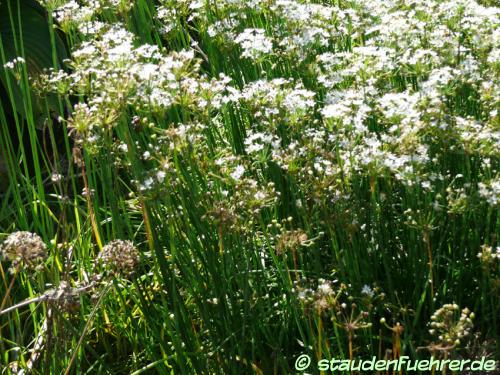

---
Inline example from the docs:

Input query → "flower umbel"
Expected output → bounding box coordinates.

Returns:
[429,304,474,349]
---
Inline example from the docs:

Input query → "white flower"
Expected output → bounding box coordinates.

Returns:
[230,165,245,181]
[156,170,166,183]
[318,281,333,295]
[478,178,500,206]
[235,28,273,60]
[118,143,128,153]
[361,285,374,298]
[3,57,25,69]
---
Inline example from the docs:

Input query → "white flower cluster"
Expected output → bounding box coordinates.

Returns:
[235,29,273,60]
[42,24,233,148]
[3,57,25,70]
[478,177,500,206]
[477,244,500,265]
[39,0,499,224]
[237,78,315,125]
[156,0,203,34]
[52,0,132,33]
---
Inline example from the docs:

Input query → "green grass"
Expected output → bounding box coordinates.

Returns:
[0,0,499,373]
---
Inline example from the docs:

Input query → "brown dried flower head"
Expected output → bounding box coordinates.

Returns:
[98,240,140,277]
[0,231,47,273]
[276,229,308,255]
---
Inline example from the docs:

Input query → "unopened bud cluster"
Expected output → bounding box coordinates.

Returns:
[429,304,474,347]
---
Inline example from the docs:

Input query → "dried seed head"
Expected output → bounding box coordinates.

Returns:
[98,240,140,277]
[0,231,47,273]
[275,229,308,255]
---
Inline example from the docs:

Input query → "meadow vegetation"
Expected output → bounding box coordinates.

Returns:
[0,0,499,373]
